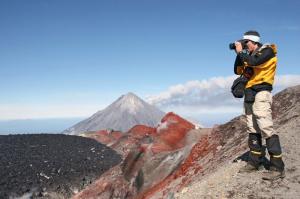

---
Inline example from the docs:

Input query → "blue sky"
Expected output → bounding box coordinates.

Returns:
[1,0,300,130]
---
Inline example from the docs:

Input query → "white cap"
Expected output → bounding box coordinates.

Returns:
[243,30,261,43]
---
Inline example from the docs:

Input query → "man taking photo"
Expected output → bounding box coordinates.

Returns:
[233,30,285,180]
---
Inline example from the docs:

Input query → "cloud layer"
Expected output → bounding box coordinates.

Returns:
[147,75,300,116]
[1,75,299,123]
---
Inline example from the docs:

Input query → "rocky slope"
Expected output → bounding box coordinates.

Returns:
[63,92,165,135]
[74,85,300,199]
[174,85,300,199]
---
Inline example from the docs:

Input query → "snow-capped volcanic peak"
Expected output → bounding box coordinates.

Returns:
[116,92,145,114]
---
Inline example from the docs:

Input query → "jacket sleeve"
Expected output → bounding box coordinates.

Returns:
[234,55,244,75]
[238,47,275,66]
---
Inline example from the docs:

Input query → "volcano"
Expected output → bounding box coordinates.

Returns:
[63,92,165,135]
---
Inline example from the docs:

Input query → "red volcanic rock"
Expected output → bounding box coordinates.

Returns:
[111,131,123,140]
[138,129,219,199]
[128,125,156,138]
[110,124,155,157]
[73,112,197,199]
[86,113,195,156]
[161,112,194,126]
[151,112,195,153]
[120,113,197,196]
[124,113,196,155]
[140,117,248,199]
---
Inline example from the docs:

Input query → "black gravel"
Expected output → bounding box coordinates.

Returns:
[0,134,122,199]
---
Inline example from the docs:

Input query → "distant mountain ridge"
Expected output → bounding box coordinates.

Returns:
[63,92,165,135]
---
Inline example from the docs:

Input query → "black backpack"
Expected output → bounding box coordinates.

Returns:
[231,76,248,98]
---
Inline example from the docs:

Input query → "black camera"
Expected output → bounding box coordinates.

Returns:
[229,40,248,50]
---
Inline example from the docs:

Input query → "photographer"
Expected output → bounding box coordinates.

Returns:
[232,30,285,180]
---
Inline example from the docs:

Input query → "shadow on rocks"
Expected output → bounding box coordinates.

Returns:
[233,147,271,170]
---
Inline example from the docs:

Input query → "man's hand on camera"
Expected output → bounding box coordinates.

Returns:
[235,41,243,54]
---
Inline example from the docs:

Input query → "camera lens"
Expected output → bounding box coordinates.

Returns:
[229,43,236,50]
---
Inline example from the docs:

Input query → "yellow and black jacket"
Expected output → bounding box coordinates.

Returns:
[234,44,277,91]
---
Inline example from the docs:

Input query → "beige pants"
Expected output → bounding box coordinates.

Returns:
[244,91,274,138]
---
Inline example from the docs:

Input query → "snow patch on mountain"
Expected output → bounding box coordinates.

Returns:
[114,92,145,114]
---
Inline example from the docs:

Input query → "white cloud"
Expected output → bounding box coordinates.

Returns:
[273,75,300,90]
[146,74,300,125]
[147,75,238,110]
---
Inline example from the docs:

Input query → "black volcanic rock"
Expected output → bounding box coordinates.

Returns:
[0,134,122,199]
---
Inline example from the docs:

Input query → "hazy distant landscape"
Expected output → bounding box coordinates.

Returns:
[0,118,84,135]
[0,113,240,135]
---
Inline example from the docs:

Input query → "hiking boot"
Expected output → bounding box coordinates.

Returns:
[239,163,263,173]
[262,168,285,180]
